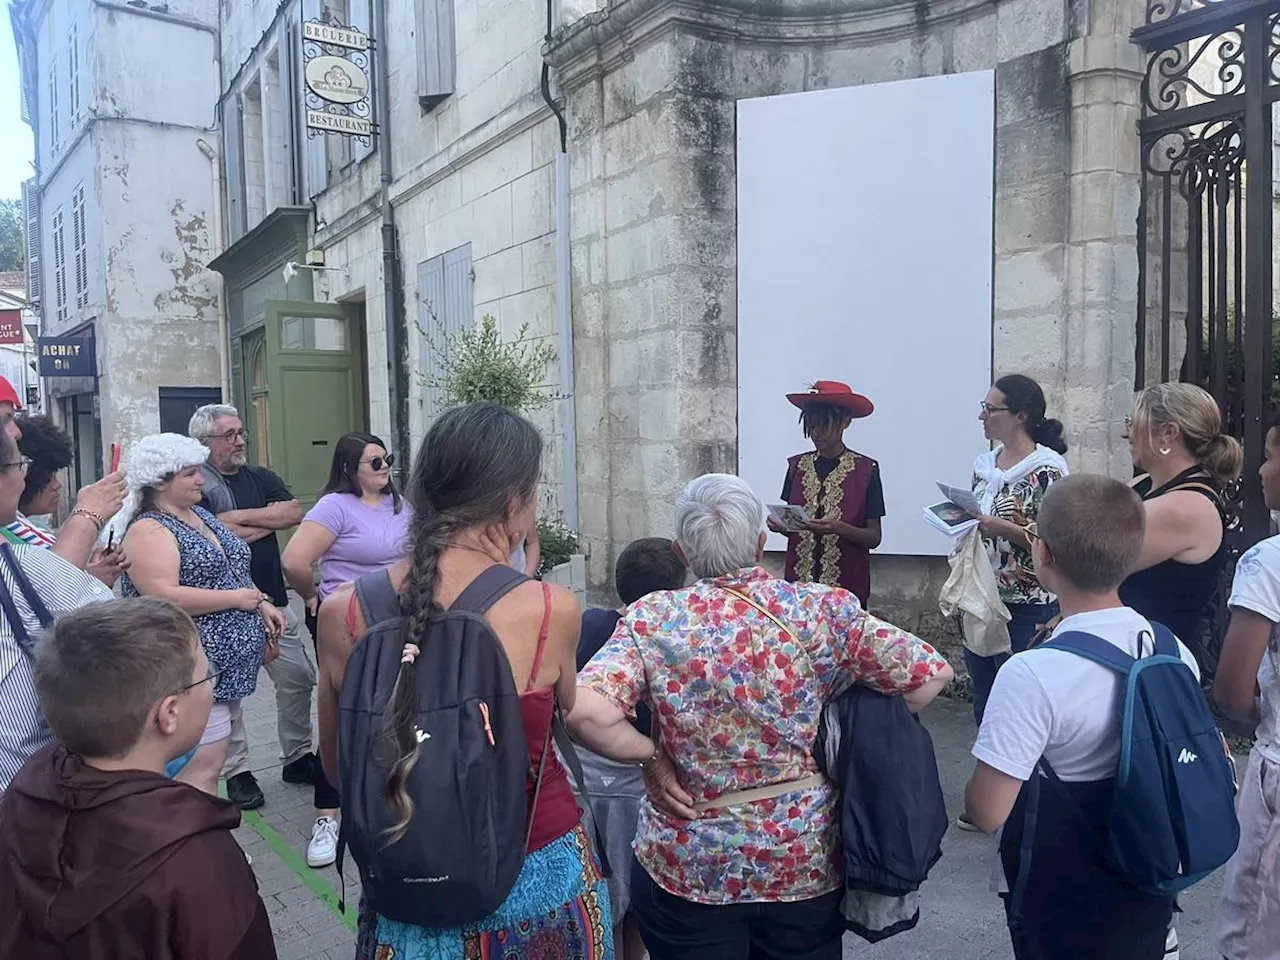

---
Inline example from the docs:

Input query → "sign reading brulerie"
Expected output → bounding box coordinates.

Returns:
[0,310,23,346]
[37,336,96,378]
[302,18,374,142]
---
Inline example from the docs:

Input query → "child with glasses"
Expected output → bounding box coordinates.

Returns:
[0,597,278,959]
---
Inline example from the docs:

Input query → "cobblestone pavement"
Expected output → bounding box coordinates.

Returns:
[234,639,1228,959]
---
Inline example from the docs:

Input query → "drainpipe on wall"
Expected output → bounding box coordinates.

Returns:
[196,138,232,402]
[543,0,579,530]
[375,0,408,476]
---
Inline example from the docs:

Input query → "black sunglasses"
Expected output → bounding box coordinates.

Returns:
[361,454,394,471]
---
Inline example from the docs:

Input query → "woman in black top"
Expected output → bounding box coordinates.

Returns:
[1119,383,1242,668]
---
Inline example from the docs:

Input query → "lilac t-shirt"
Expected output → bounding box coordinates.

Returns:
[306,493,413,599]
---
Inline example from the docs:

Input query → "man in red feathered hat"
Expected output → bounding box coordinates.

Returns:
[768,380,884,606]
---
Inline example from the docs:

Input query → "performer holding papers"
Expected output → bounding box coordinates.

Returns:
[768,380,884,606]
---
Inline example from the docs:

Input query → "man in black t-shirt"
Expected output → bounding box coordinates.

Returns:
[190,404,317,812]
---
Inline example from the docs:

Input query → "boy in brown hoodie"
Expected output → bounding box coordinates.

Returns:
[0,597,278,959]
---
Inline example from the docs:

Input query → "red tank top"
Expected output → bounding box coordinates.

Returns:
[346,579,579,852]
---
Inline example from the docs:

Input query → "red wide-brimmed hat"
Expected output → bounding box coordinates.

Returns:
[786,380,874,419]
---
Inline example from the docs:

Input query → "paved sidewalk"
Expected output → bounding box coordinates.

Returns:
[235,666,1229,959]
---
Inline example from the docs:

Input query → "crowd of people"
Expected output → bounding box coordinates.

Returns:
[0,370,1273,960]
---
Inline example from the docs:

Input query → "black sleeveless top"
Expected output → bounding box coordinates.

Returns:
[1118,466,1225,653]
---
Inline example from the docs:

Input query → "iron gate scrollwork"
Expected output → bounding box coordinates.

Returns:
[1134,0,1280,674]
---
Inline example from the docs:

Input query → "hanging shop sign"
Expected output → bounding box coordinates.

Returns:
[37,336,96,377]
[302,18,375,146]
[0,310,22,345]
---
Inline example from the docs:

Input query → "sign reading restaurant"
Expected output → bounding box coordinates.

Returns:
[302,18,374,142]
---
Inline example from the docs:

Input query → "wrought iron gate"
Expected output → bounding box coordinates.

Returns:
[1134,0,1280,672]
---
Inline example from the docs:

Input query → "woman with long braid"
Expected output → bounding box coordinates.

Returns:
[314,403,610,959]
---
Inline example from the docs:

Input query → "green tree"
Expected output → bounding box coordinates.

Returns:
[0,199,23,273]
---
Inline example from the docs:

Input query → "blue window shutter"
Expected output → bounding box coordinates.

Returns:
[418,255,446,415]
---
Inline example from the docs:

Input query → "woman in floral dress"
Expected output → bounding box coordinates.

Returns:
[965,374,1069,727]
[567,473,952,959]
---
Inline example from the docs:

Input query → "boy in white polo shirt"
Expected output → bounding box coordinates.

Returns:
[1212,416,1280,958]
[963,474,1201,960]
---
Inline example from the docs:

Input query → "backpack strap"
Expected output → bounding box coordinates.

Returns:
[552,710,613,879]
[1042,631,1135,674]
[353,570,400,629]
[449,564,529,616]
[1148,621,1180,658]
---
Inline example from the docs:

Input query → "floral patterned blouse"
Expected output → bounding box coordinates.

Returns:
[578,566,950,905]
[971,448,1067,606]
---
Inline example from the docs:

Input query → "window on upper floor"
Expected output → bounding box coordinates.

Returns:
[48,64,59,153]
[68,23,81,124]
[72,185,87,309]
[415,0,456,110]
[243,79,267,226]
[51,208,67,325]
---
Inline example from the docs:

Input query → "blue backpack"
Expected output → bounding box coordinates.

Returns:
[1038,625,1239,895]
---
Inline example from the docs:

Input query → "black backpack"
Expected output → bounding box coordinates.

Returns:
[337,564,556,925]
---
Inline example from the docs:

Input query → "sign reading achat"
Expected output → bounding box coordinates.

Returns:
[303,18,373,140]
[38,336,96,377]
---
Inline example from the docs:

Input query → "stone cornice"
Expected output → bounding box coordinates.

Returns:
[545,0,995,89]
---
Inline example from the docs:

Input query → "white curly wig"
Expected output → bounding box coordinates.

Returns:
[102,433,210,545]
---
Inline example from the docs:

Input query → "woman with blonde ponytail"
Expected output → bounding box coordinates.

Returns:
[1120,382,1243,668]
[314,403,609,960]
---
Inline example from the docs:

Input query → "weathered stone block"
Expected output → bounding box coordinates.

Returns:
[459,129,534,206]
[521,235,557,290]
[472,245,523,304]
[511,164,555,244]
[470,183,515,258]
[996,178,1068,254]
[807,33,945,91]
[952,8,999,75]
[997,0,1068,63]
[994,248,1066,313]
[608,336,642,389]
[603,41,681,125]
[996,115,1069,190]
[734,43,807,99]
[996,45,1069,127]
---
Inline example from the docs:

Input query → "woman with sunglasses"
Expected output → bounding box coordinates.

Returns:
[281,431,411,868]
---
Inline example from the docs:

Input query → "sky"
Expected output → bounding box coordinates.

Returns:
[0,10,34,201]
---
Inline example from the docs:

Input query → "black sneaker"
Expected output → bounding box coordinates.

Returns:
[282,752,319,786]
[225,771,265,810]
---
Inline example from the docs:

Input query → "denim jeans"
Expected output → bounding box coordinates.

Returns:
[965,601,1058,725]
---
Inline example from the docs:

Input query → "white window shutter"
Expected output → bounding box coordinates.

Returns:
[48,66,58,152]
[68,25,80,123]
[22,179,40,305]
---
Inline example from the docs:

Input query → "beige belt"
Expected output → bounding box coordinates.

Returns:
[691,773,829,813]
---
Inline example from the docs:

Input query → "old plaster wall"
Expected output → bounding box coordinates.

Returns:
[552,0,1146,616]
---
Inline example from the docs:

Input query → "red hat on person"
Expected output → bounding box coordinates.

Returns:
[0,377,22,411]
[786,380,873,419]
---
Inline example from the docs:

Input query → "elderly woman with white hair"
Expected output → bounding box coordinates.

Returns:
[112,434,285,796]
[567,473,953,959]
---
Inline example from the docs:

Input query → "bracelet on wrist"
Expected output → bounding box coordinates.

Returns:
[640,746,660,769]
[69,508,106,532]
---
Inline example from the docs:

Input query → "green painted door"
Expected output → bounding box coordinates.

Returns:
[263,300,367,525]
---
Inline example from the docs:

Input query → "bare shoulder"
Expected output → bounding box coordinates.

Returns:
[1146,487,1221,527]
[122,518,175,549]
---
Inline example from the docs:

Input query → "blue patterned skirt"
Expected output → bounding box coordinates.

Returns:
[356,823,612,960]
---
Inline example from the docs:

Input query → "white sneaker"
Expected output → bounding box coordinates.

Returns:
[1164,925,1179,959]
[307,816,339,868]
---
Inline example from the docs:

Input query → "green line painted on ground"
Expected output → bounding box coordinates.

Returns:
[240,808,359,932]
[217,781,357,933]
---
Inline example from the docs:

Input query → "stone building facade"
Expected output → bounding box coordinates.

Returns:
[210,0,1158,614]
[548,0,1147,615]
[11,0,223,491]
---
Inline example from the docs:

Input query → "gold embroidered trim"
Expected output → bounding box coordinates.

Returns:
[793,451,858,585]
